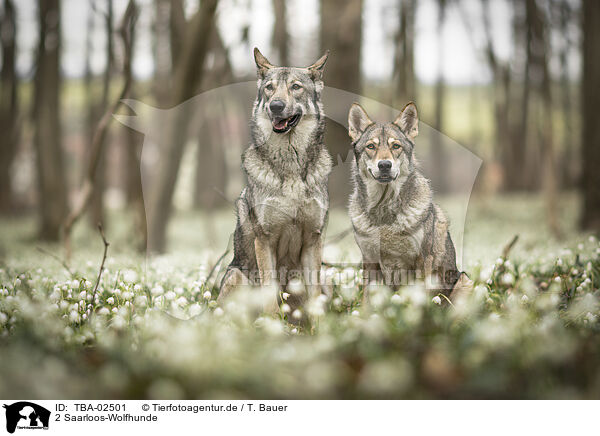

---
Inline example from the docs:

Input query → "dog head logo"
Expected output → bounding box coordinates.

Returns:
[2,402,50,434]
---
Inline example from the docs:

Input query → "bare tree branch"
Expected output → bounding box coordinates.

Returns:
[91,223,110,308]
[62,0,138,260]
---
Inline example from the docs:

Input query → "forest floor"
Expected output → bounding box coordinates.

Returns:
[1,192,599,398]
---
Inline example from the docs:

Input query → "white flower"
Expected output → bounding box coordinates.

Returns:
[203,290,212,300]
[69,311,79,322]
[281,303,291,313]
[351,310,360,316]
[134,284,142,292]
[288,279,304,296]
[123,270,138,283]
[214,307,224,317]
[111,307,118,314]
[84,280,93,289]
[189,304,202,317]
[500,272,514,286]
[521,295,529,303]
[307,299,325,317]
[112,316,126,329]
[282,292,290,301]
[106,297,115,305]
[0,312,7,325]
[98,307,110,316]
[432,296,442,305]
[391,294,403,305]
[292,309,302,320]
[165,291,176,301]
[151,285,164,296]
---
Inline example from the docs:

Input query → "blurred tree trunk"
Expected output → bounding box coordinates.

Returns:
[508,2,531,191]
[320,0,362,205]
[581,0,600,231]
[392,0,416,106]
[0,0,18,214]
[193,27,231,210]
[83,1,95,218]
[152,0,172,105]
[272,0,289,65]
[431,0,447,192]
[146,0,218,253]
[121,2,146,251]
[169,0,185,65]
[480,0,513,191]
[90,0,114,226]
[34,0,67,240]
[525,0,560,237]
[555,0,577,188]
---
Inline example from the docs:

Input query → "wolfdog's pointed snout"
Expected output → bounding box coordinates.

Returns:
[269,99,286,114]
[378,160,392,171]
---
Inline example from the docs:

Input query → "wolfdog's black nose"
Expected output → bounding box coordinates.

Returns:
[270,100,286,114]
[378,160,392,171]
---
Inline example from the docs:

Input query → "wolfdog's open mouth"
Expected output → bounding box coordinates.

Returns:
[272,113,301,133]
[369,168,398,183]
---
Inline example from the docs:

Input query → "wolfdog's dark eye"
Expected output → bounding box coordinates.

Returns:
[265,83,274,91]
[392,142,401,149]
[292,83,302,90]
[366,144,376,150]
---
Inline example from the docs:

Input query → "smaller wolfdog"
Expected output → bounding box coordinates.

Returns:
[218,48,331,313]
[347,102,471,300]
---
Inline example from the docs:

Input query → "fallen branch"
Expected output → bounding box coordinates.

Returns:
[91,223,110,307]
[205,249,229,289]
[62,0,138,261]
[501,234,519,260]
[36,246,73,277]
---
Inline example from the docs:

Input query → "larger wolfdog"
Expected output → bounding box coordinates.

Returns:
[218,48,331,312]
[348,102,472,300]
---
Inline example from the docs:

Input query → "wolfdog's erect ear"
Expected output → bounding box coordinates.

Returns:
[394,102,419,140]
[348,103,374,143]
[307,50,329,80]
[254,47,275,77]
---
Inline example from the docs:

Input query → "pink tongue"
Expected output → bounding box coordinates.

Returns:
[274,119,288,129]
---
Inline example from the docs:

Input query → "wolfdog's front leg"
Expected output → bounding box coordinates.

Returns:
[301,236,323,299]
[254,236,279,313]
